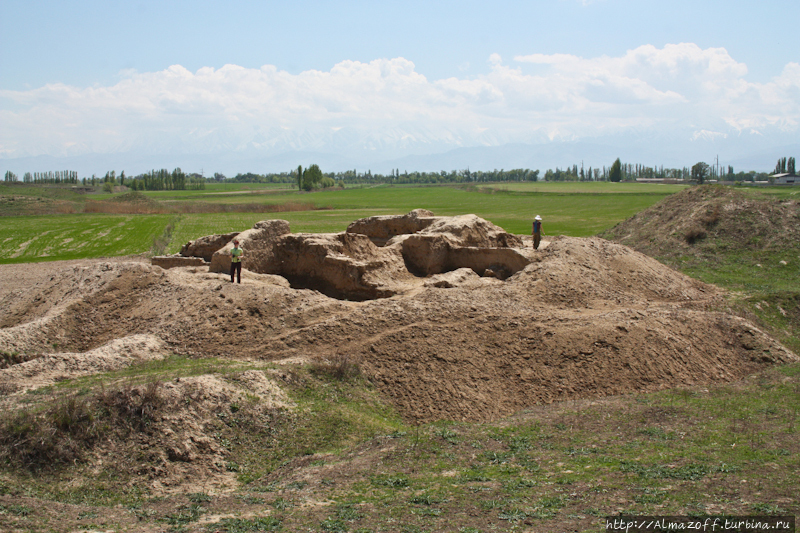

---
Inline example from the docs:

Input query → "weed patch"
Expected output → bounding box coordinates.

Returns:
[309,353,362,381]
[0,380,169,471]
[205,516,282,532]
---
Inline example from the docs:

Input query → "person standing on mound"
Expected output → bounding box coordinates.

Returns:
[532,215,543,250]
[230,239,243,283]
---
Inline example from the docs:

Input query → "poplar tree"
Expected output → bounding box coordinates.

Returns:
[609,158,622,182]
[297,165,303,190]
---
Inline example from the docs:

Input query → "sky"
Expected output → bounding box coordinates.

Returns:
[1,0,799,175]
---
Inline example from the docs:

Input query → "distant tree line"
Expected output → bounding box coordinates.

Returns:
[2,170,80,184]
[3,157,780,190]
[127,168,205,191]
[774,156,796,175]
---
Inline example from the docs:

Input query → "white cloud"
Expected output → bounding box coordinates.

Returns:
[0,45,798,160]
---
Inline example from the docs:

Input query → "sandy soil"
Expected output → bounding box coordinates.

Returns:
[1,236,794,424]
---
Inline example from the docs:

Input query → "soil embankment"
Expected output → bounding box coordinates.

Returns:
[1,212,794,423]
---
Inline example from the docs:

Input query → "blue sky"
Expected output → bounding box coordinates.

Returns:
[1,0,799,174]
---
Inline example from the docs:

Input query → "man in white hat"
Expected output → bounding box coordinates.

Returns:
[532,215,543,250]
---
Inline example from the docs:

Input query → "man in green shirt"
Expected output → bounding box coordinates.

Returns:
[230,239,243,283]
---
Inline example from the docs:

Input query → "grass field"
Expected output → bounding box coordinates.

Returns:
[5,356,797,531]
[0,213,174,263]
[477,181,688,194]
[0,182,683,263]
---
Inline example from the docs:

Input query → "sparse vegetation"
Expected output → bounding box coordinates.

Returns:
[310,353,362,381]
[684,224,706,243]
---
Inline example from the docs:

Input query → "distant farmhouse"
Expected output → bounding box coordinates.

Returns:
[771,173,798,184]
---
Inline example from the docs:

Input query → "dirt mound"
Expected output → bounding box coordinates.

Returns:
[1,215,797,496]
[0,334,167,393]
[600,185,800,260]
[0,258,150,330]
[0,370,291,494]
[1,232,794,425]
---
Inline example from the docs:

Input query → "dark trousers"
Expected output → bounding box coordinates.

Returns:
[533,233,541,250]
[230,261,242,283]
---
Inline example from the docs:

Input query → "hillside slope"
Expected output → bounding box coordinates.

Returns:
[601,185,800,352]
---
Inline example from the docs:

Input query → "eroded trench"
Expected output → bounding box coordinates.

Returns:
[271,232,532,301]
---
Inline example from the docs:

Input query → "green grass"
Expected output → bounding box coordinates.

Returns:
[1,360,798,532]
[1,182,681,262]
[479,181,688,194]
[0,213,173,264]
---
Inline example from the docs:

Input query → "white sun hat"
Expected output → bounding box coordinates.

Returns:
[535,215,542,220]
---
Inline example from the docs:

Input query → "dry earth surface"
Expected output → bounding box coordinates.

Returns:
[0,208,797,532]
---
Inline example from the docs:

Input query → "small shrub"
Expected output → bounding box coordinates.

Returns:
[188,492,212,503]
[459,469,491,482]
[205,516,282,532]
[320,518,348,532]
[310,353,361,381]
[435,427,460,444]
[620,461,711,480]
[371,474,409,488]
[410,494,445,505]
[0,394,100,470]
[751,503,786,515]
[272,497,293,510]
[335,503,363,521]
[96,380,165,430]
[164,503,205,525]
[503,479,538,491]
[684,226,706,244]
[481,451,511,464]
[0,351,25,369]
[700,205,721,227]
[498,508,528,522]
[507,436,533,453]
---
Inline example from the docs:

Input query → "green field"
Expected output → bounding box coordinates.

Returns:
[477,181,688,194]
[0,214,174,263]
[0,182,684,263]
